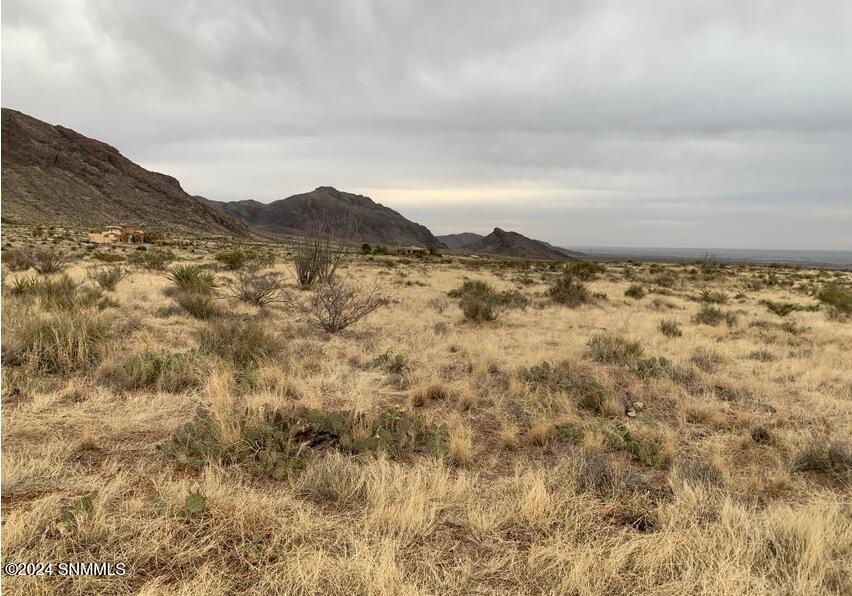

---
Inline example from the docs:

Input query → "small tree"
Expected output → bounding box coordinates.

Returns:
[304,275,388,332]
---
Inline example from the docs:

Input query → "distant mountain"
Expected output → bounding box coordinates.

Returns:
[1,108,250,237]
[205,187,445,248]
[462,228,577,260]
[436,232,484,248]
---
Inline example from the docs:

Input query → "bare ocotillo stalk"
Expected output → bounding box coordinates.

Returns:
[290,212,356,287]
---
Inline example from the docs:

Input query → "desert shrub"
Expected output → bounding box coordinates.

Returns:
[564,261,605,281]
[2,249,34,271]
[658,319,682,338]
[371,352,408,374]
[304,276,388,332]
[199,317,284,366]
[167,265,219,293]
[129,248,175,271]
[586,333,643,365]
[227,269,284,306]
[461,294,497,322]
[695,253,723,278]
[216,250,249,270]
[549,274,591,307]
[31,248,68,274]
[361,243,372,254]
[793,439,852,482]
[520,361,610,413]
[632,356,672,380]
[605,424,665,468]
[748,350,776,362]
[92,252,125,263]
[113,351,205,392]
[87,265,126,291]
[166,406,448,477]
[693,305,729,326]
[624,284,646,299]
[3,307,111,373]
[816,283,852,319]
[690,347,724,373]
[174,290,221,320]
[216,249,276,271]
[699,290,728,304]
[36,275,83,310]
[8,276,40,297]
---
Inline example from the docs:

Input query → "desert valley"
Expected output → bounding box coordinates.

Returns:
[1,107,850,594]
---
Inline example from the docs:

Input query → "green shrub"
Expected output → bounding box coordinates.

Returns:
[624,284,646,299]
[165,406,448,478]
[449,279,528,321]
[548,275,591,307]
[215,249,276,271]
[520,361,610,413]
[166,265,219,293]
[563,262,605,281]
[693,305,725,326]
[586,333,643,365]
[199,317,284,366]
[605,424,664,468]
[658,319,682,338]
[87,266,126,291]
[816,283,852,319]
[129,248,175,271]
[114,351,205,392]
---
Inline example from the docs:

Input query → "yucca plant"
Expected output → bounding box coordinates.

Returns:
[166,265,219,293]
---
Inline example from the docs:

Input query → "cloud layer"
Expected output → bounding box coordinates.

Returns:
[3,0,851,248]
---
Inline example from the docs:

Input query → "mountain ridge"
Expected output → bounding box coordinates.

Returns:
[1,108,251,237]
[204,187,445,248]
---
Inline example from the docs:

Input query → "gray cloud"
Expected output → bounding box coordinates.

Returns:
[3,0,851,248]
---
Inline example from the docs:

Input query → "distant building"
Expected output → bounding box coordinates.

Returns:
[87,225,145,244]
[393,245,428,256]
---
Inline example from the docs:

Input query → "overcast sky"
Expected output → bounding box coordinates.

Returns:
[3,1,851,249]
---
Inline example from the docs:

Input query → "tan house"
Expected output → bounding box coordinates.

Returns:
[88,225,145,244]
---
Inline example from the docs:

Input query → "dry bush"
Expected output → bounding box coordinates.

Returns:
[87,265,126,291]
[175,290,221,319]
[128,248,175,271]
[303,276,388,332]
[2,249,35,271]
[816,283,852,319]
[291,216,353,287]
[586,333,644,365]
[199,317,284,366]
[658,319,682,338]
[227,267,284,306]
[102,350,207,392]
[624,284,646,299]
[31,247,68,274]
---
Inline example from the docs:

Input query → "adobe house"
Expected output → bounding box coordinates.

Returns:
[394,245,428,256]
[87,225,145,244]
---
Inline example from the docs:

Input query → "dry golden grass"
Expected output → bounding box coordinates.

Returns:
[2,239,851,594]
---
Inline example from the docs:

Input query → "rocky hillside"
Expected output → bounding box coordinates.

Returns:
[206,187,445,248]
[462,227,577,260]
[1,108,250,237]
